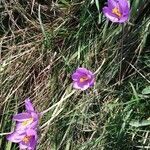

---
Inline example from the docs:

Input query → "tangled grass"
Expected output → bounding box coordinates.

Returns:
[0,0,150,149]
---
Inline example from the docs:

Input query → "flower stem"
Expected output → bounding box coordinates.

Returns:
[118,24,125,85]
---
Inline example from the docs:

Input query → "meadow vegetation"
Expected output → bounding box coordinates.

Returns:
[0,0,150,149]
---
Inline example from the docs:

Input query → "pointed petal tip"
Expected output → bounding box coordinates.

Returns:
[25,97,31,101]
[25,98,34,112]
[6,132,23,143]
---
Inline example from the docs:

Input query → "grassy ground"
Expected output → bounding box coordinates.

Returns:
[0,0,150,150]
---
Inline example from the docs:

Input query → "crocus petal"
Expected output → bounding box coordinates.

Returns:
[13,113,32,122]
[119,0,129,11]
[118,15,129,23]
[31,112,39,120]
[15,122,35,133]
[19,142,28,149]
[89,78,95,87]
[79,84,90,91]
[108,0,118,8]
[26,129,37,137]
[28,136,37,150]
[77,78,94,90]
[72,68,92,82]
[25,98,35,112]
[7,132,24,143]
[15,122,25,132]
[87,72,94,79]
[71,73,81,81]
[30,120,38,129]
[27,129,37,149]
[15,121,38,133]
[73,82,82,90]
[88,70,94,76]
[73,82,90,91]
[76,68,89,75]
[103,7,119,22]
[26,120,38,130]
[15,112,38,133]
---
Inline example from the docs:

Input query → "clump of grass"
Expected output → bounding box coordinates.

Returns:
[0,0,150,150]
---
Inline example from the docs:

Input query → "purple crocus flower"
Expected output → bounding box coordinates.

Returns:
[103,0,130,23]
[13,99,39,133]
[71,67,95,90]
[7,128,37,150]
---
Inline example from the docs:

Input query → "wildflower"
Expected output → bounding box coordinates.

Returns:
[7,128,37,150]
[102,0,130,23]
[71,67,95,90]
[13,99,39,133]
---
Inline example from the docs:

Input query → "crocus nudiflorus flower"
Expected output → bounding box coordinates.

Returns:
[72,67,95,90]
[7,128,37,150]
[13,98,39,133]
[103,0,130,23]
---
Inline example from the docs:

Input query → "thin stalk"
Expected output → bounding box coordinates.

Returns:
[119,24,125,85]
